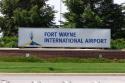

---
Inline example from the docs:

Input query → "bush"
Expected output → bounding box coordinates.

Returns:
[111,39,125,49]
[0,36,18,47]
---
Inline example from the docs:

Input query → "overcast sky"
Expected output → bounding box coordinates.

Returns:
[47,0,125,25]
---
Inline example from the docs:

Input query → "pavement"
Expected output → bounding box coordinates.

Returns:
[0,73,125,83]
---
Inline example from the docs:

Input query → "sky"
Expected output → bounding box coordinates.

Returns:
[47,0,125,25]
[47,0,67,25]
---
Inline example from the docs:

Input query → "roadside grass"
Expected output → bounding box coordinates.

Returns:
[0,62,125,73]
[0,56,124,73]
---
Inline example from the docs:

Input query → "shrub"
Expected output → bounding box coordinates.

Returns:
[0,36,18,47]
[111,39,125,49]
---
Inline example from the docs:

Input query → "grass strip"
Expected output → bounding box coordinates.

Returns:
[0,62,125,73]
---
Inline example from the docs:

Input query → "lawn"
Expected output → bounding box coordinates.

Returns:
[0,62,125,73]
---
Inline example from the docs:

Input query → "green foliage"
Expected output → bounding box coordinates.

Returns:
[1,17,18,36]
[63,0,125,39]
[81,6,102,28]
[14,3,55,27]
[0,0,19,17]
[0,0,19,36]
[0,0,55,36]
[98,3,124,39]
[0,37,17,47]
[111,39,125,49]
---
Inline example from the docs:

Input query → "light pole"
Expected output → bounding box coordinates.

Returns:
[60,0,62,28]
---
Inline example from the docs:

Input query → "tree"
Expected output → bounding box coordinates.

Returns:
[0,0,18,36]
[115,3,125,38]
[0,0,55,36]
[63,0,125,39]
[96,0,125,38]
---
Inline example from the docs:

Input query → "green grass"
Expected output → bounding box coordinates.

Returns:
[0,62,125,73]
[0,56,125,73]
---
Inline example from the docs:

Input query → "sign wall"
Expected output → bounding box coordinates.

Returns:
[18,28,111,48]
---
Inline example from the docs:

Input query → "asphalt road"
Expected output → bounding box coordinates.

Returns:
[0,74,125,83]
